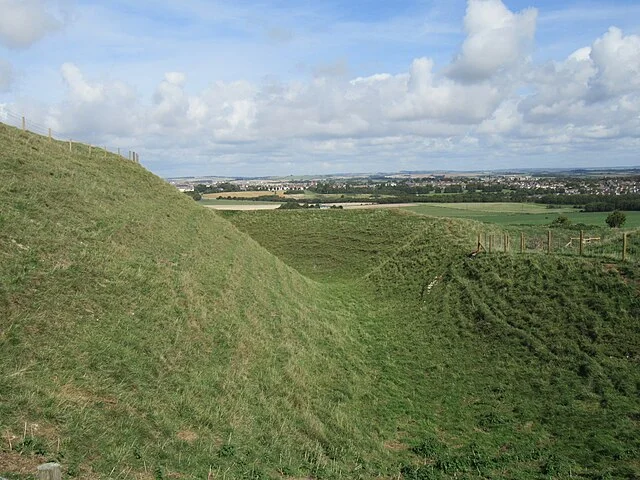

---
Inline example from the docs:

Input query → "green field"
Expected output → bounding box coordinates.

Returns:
[2,122,640,479]
[403,202,640,227]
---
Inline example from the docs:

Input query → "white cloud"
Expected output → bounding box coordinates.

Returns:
[5,0,640,175]
[152,73,190,128]
[61,63,104,103]
[0,0,65,49]
[519,26,640,139]
[588,27,640,101]
[58,63,139,138]
[390,57,502,123]
[447,0,537,82]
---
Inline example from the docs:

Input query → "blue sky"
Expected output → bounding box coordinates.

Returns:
[1,0,640,177]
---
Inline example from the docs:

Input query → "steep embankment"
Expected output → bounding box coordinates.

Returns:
[0,124,375,479]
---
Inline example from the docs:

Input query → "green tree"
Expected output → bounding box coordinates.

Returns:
[605,210,626,228]
[184,191,202,201]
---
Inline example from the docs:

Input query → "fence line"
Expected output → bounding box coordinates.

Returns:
[0,106,141,164]
[474,229,638,263]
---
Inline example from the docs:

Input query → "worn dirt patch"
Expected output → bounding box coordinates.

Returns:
[0,451,46,476]
[176,430,198,443]
[58,384,118,407]
[384,440,408,452]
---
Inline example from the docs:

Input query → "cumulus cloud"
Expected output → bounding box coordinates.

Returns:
[152,72,190,128]
[390,57,502,123]
[58,63,139,137]
[61,63,104,103]
[0,0,65,49]
[447,0,537,82]
[519,26,640,139]
[7,0,640,174]
[588,27,640,101]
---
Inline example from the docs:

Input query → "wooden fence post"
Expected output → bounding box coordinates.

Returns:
[22,116,26,131]
[623,233,628,261]
[489,235,493,253]
[520,232,525,253]
[503,234,508,253]
[69,140,72,152]
[547,230,552,254]
[37,463,61,480]
[48,128,52,142]
[579,230,584,256]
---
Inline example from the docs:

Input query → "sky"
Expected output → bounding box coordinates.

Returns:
[0,0,639,177]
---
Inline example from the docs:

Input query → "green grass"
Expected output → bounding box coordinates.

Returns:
[226,209,640,479]
[403,202,640,227]
[2,122,639,479]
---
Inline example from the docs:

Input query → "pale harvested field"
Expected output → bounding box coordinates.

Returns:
[203,204,282,210]
[203,202,417,211]
[342,203,415,209]
[203,191,285,199]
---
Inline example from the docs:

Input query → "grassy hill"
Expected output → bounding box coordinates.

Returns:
[1,122,639,479]
[0,124,376,479]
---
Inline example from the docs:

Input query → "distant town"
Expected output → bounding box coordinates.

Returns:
[168,168,640,197]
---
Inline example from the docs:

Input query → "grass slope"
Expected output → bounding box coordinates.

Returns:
[0,124,375,479]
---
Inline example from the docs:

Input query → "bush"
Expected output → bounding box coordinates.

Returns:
[605,210,626,228]
[278,202,303,209]
[551,215,571,227]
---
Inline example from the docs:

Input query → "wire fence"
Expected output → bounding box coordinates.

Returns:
[474,229,639,263]
[0,106,141,163]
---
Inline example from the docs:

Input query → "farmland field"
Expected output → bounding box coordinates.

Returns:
[198,198,282,208]
[203,190,284,199]
[403,202,640,227]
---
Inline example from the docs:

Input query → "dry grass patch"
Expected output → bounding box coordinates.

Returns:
[175,430,198,443]
[204,191,284,199]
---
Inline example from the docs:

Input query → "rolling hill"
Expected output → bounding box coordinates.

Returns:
[1,122,639,479]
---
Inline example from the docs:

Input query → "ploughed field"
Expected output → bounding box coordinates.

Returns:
[1,122,639,479]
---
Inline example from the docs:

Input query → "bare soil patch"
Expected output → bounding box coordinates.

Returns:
[0,451,46,476]
[176,430,198,443]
